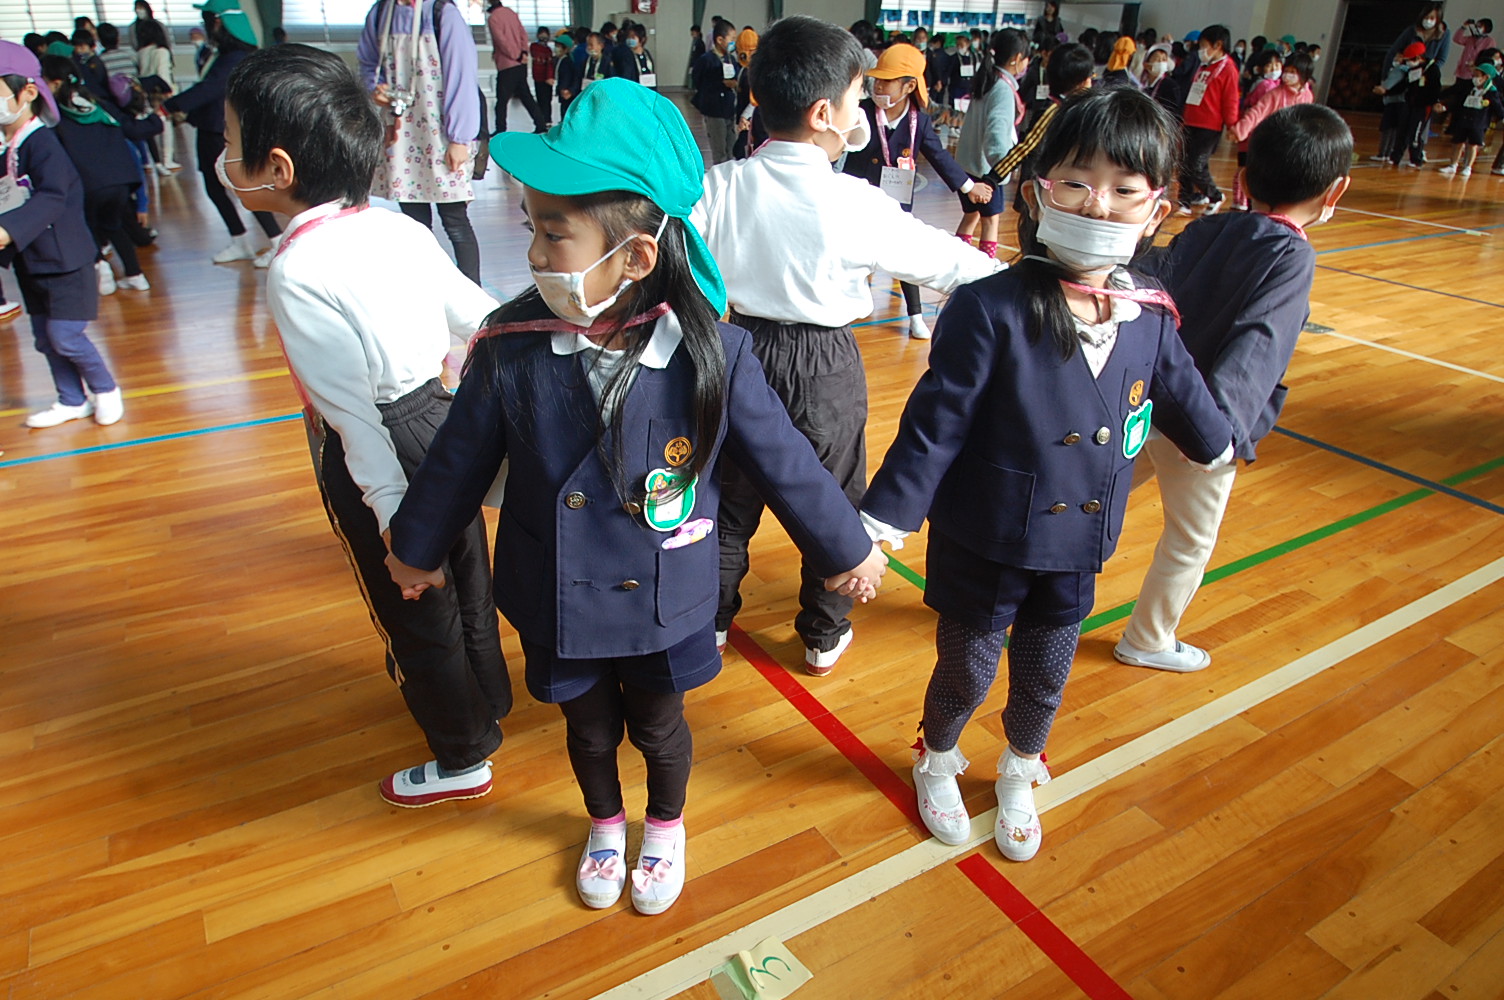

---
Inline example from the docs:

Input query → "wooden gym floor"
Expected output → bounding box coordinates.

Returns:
[1,101,1501,999]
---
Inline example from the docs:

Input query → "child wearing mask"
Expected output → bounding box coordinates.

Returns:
[955,29,1028,258]
[1116,104,1351,673]
[1438,63,1503,176]
[861,87,1232,856]
[690,21,739,164]
[1372,48,1414,160]
[0,42,125,429]
[1142,44,1182,120]
[553,35,579,115]
[1178,24,1239,215]
[693,16,999,674]
[1228,53,1314,209]
[1388,42,1441,168]
[842,42,994,339]
[221,44,512,807]
[387,78,885,914]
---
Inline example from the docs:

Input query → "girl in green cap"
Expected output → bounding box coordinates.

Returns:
[384,79,887,916]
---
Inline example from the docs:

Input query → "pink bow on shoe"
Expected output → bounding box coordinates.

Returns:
[630,858,674,893]
[579,853,625,882]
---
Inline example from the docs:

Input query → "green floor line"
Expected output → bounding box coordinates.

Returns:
[881,452,1504,634]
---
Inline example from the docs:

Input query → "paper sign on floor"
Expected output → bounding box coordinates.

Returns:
[708,937,813,1000]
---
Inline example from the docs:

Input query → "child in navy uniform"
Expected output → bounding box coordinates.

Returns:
[385,80,885,916]
[1438,62,1503,176]
[1115,105,1352,672]
[220,45,512,808]
[861,89,1233,860]
[1389,42,1441,168]
[842,42,993,340]
[0,42,124,429]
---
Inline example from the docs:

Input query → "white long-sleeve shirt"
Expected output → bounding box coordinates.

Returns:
[266,203,498,532]
[691,140,1001,327]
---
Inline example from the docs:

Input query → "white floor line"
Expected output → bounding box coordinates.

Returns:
[1313,329,1504,384]
[1334,205,1487,235]
[591,555,1504,1000]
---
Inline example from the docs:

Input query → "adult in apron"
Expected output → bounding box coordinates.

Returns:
[357,0,482,285]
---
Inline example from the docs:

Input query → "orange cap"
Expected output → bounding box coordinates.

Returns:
[867,43,929,107]
[735,27,759,67]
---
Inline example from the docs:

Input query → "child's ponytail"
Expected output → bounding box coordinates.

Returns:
[974,28,1030,101]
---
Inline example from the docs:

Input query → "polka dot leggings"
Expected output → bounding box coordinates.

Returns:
[921,615,1082,756]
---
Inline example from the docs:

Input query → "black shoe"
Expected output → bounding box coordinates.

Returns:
[532,124,549,134]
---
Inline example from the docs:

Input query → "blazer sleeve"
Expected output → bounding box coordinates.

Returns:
[915,110,972,191]
[0,136,78,254]
[719,331,873,577]
[1144,314,1234,466]
[862,283,1002,531]
[389,357,509,571]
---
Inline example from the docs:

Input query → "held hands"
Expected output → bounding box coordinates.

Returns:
[824,543,888,603]
[381,530,446,600]
[966,182,994,204]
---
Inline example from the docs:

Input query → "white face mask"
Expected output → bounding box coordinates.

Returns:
[1423,18,1437,29]
[873,93,897,109]
[1147,61,1169,79]
[0,93,21,126]
[214,150,276,193]
[822,102,870,152]
[1282,72,1300,87]
[1034,184,1155,274]
[533,215,668,328]
[1264,68,1281,80]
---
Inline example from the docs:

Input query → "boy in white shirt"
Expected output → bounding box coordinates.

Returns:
[692,14,1002,676]
[221,44,514,807]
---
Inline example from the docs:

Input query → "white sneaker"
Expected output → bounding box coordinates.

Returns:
[254,248,274,269]
[1112,637,1211,673]
[378,760,493,807]
[575,818,628,909]
[908,314,932,340]
[1461,167,1473,177]
[160,160,180,170]
[212,235,257,264]
[630,821,686,915]
[804,627,853,677]
[1368,154,1389,161]
[994,748,1050,862]
[1439,164,1458,176]
[96,260,116,296]
[715,629,728,652]
[25,400,93,428]
[1203,198,1224,216]
[913,742,971,845]
[1175,204,1194,216]
[153,163,173,177]
[119,273,151,291]
[93,387,124,426]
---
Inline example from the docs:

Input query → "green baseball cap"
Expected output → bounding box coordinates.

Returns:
[489,78,727,315]
[194,0,259,47]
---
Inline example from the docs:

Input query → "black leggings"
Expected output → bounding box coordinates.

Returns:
[196,129,282,240]
[399,201,481,287]
[84,184,142,277]
[557,676,692,822]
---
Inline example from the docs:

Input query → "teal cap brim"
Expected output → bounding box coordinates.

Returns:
[490,129,728,316]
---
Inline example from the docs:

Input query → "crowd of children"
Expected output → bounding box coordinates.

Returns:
[4,3,1369,923]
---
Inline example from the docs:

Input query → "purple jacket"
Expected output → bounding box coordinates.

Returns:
[357,0,479,145]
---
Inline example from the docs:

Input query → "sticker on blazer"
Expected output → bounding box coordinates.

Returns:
[1123,400,1153,459]
[643,468,697,531]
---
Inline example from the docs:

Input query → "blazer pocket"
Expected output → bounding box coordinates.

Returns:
[495,508,544,618]
[655,546,716,628]
[1105,464,1135,544]
[947,457,1034,544]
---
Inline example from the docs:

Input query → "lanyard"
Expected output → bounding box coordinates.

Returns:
[1059,279,1183,328]
[879,107,918,168]
[474,300,672,344]
[3,118,44,181]
[377,0,422,92]
[274,204,366,259]
[1262,213,1309,241]
[636,51,652,72]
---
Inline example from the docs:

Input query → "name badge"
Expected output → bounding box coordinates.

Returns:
[1185,75,1208,106]
[1036,83,1050,101]
[1408,67,1423,82]
[639,72,657,89]
[954,96,971,113]
[722,61,736,80]
[880,165,916,205]
[1465,92,1485,108]
[960,61,975,78]
[0,174,31,213]
[643,468,697,532]
[1123,400,1154,460]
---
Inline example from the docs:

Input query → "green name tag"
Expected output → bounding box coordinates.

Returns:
[1123,400,1153,459]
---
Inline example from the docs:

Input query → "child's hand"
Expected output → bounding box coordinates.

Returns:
[0,226,10,249]
[385,550,446,600]
[1373,85,1386,95]
[967,182,994,203]
[824,544,888,603]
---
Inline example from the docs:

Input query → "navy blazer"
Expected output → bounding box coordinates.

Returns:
[54,112,160,193]
[553,52,581,97]
[1138,213,1316,461]
[863,269,1233,574]
[691,50,739,119]
[390,320,873,661]
[0,127,97,275]
[842,98,971,197]
[610,44,656,85]
[165,47,249,132]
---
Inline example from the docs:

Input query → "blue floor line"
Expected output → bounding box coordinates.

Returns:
[1316,220,1504,256]
[0,413,303,470]
[1272,426,1504,516]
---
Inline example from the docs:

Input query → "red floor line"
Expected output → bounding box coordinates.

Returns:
[729,623,1131,999]
[956,854,1133,1000]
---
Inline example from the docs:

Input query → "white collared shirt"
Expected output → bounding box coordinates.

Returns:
[692,141,1001,327]
[550,310,683,419]
[266,202,499,531]
[1074,270,1140,379]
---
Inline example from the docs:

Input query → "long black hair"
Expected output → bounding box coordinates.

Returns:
[972,27,1028,101]
[1013,87,1180,360]
[470,192,726,504]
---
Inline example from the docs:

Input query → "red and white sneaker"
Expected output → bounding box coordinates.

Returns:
[379,760,493,807]
[912,739,971,845]
[994,748,1050,862]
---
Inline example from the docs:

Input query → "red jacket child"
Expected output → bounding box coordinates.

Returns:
[1182,54,1240,130]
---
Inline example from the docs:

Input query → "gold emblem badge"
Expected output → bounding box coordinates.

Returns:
[1129,379,1145,407]
[664,437,693,467]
